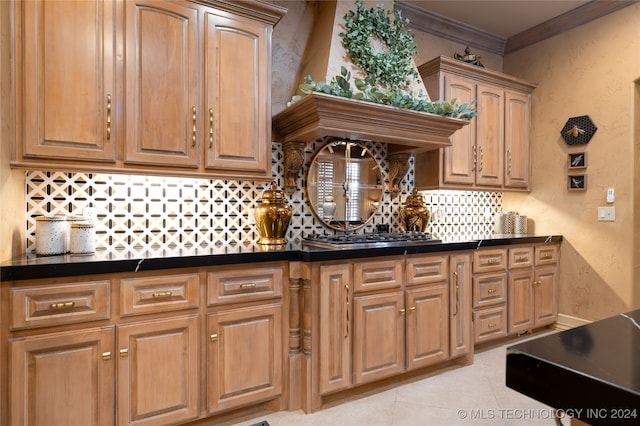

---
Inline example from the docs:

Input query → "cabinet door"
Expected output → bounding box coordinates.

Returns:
[118,315,200,426]
[319,264,352,394]
[534,266,558,326]
[406,285,449,370]
[204,10,271,176]
[508,269,535,334]
[450,254,472,358]
[124,0,199,167]
[208,304,282,413]
[353,292,404,385]
[504,91,531,189]
[21,0,116,161]
[475,83,504,187]
[10,327,114,426]
[442,75,476,185]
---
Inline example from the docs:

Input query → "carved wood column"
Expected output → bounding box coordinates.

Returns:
[288,277,301,355]
[302,278,312,356]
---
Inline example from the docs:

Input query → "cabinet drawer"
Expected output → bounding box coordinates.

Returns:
[10,280,111,330]
[473,248,507,273]
[207,264,283,305]
[473,306,507,343]
[472,273,506,308]
[120,273,200,317]
[353,258,403,292]
[535,245,558,265]
[508,247,533,269]
[406,255,448,286]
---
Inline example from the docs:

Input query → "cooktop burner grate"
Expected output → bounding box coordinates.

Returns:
[302,232,440,249]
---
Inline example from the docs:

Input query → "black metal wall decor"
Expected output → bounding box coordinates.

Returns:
[561,115,597,145]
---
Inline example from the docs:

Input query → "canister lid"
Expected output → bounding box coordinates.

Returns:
[71,222,95,228]
[260,182,285,202]
[404,188,426,207]
[36,215,66,222]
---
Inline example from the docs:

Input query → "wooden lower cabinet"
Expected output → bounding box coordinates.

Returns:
[207,303,283,413]
[352,291,405,384]
[10,327,115,426]
[449,254,472,358]
[406,285,450,369]
[318,263,352,394]
[508,245,559,334]
[118,315,200,426]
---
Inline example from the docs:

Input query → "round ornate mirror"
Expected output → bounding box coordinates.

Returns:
[306,141,384,232]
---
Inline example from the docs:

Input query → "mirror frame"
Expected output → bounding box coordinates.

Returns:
[305,140,384,232]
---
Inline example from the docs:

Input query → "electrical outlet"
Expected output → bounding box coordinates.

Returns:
[597,206,615,222]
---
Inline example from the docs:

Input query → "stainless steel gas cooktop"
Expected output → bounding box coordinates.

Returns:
[302,232,441,249]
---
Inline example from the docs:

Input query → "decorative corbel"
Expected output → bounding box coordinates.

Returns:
[388,153,411,198]
[282,141,306,194]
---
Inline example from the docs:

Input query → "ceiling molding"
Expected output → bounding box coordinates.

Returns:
[397,0,637,57]
[505,0,637,54]
[397,1,506,56]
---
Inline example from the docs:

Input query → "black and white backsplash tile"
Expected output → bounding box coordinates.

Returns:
[24,142,502,253]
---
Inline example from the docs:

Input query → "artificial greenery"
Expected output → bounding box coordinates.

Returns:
[288,0,477,120]
[341,0,418,91]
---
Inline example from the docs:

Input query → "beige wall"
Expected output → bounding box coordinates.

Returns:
[0,0,25,263]
[502,3,640,320]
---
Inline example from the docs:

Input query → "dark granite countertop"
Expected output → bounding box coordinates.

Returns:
[1,234,562,282]
[506,309,640,425]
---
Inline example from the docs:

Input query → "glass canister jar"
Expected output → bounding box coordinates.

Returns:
[401,188,431,233]
[254,182,292,245]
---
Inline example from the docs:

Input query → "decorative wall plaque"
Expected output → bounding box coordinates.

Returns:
[561,115,597,145]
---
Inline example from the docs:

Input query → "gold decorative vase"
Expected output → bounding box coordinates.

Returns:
[401,189,431,232]
[254,182,292,244]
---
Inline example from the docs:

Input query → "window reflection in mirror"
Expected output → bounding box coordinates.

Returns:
[307,141,383,232]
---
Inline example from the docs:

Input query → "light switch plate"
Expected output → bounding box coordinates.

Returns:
[597,206,615,221]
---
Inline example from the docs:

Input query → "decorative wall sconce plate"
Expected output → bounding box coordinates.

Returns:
[561,115,597,145]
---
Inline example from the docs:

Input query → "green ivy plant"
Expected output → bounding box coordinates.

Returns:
[288,0,477,120]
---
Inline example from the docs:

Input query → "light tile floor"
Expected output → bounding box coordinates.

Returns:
[226,330,564,426]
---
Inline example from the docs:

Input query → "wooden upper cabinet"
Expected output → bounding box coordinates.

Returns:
[475,83,504,187]
[505,92,531,189]
[13,0,285,178]
[204,10,271,177]
[442,75,476,185]
[416,56,535,192]
[124,0,200,168]
[20,0,116,162]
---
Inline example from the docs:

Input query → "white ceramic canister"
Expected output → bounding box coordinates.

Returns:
[35,216,67,255]
[66,215,89,252]
[70,223,96,254]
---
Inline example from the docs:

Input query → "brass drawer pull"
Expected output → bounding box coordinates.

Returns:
[453,270,459,316]
[102,352,112,361]
[106,94,111,140]
[192,106,197,147]
[487,258,500,264]
[152,291,172,298]
[210,334,218,342]
[541,253,553,259]
[487,289,497,294]
[409,306,416,313]
[487,323,497,329]
[50,301,75,309]
[209,108,214,148]
[399,308,406,315]
[515,255,528,262]
[239,283,256,289]
[119,349,128,357]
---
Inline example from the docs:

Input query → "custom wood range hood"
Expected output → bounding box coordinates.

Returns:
[272,0,470,193]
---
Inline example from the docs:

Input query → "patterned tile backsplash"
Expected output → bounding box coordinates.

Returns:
[25,142,502,253]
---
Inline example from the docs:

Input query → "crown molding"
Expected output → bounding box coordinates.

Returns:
[397,1,506,56]
[397,0,637,57]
